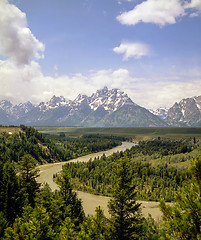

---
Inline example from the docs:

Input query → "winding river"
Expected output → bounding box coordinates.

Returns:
[37,142,162,221]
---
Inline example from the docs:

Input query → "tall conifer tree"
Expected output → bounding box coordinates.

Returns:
[18,154,40,207]
[108,158,143,240]
[2,162,22,224]
[57,170,85,226]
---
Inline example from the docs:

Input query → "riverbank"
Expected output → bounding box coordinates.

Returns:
[77,190,162,221]
[37,142,135,191]
[37,141,162,221]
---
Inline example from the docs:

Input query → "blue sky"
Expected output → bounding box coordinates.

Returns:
[0,0,201,109]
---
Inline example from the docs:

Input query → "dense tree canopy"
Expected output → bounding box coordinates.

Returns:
[0,126,121,165]
[62,139,193,201]
[0,125,201,239]
[160,156,201,239]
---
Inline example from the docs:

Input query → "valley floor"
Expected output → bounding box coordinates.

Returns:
[37,142,163,221]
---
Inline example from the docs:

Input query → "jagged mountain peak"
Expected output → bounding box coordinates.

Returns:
[49,95,66,105]
[95,86,108,96]
[0,100,12,111]
[195,96,201,110]
[12,101,35,118]
[37,95,72,112]
[0,87,169,127]
[35,87,135,113]
[16,101,35,112]
[150,107,169,120]
[74,94,88,105]
[165,95,201,126]
[18,101,34,107]
[0,100,36,119]
[89,87,135,112]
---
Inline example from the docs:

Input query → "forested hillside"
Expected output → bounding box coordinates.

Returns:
[0,154,161,239]
[1,125,201,239]
[0,125,121,164]
[62,139,197,202]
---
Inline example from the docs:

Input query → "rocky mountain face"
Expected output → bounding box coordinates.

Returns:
[2,88,200,127]
[149,107,169,120]
[0,100,35,124]
[165,96,201,126]
[0,87,167,127]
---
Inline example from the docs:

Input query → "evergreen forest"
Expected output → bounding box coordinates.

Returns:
[0,125,201,239]
[0,125,121,164]
[62,139,195,201]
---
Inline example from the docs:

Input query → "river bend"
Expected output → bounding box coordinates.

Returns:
[37,142,162,220]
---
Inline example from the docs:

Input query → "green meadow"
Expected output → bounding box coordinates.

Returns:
[36,127,201,141]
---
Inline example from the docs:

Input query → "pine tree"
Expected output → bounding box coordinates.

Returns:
[160,156,201,239]
[190,156,201,197]
[2,162,23,224]
[4,205,55,240]
[18,154,40,207]
[57,170,85,226]
[0,159,4,213]
[77,206,109,240]
[108,158,144,240]
[35,183,63,230]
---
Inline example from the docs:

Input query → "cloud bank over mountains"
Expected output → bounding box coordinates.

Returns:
[0,0,200,110]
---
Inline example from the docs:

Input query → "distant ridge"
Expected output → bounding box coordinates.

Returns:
[165,96,201,126]
[0,87,167,127]
[1,88,201,127]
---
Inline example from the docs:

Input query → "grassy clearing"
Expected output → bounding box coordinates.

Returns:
[36,127,201,141]
[0,126,21,134]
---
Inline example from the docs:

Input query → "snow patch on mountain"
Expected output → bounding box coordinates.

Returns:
[89,87,134,112]
[165,95,201,126]
[0,100,13,113]
[38,96,72,112]
[149,107,169,120]
[74,94,88,105]
[0,100,35,118]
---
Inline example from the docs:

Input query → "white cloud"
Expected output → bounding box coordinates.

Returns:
[117,0,201,26]
[185,0,201,17]
[185,0,201,10]
[117,0,185,26]
[117,0,134,3]
[0,0,200,111]
[130,78,201,109]
[1,57,201,110]
[0,59,42,103]
[113,42,151,60]
[0,61,134,104]
[0,0,45,65]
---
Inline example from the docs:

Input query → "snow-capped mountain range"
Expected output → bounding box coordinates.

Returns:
[0,87,200,127]
[149,107,169,120]
[0,100,35,119]
[165,96,201,126]
[88,87,135,112]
